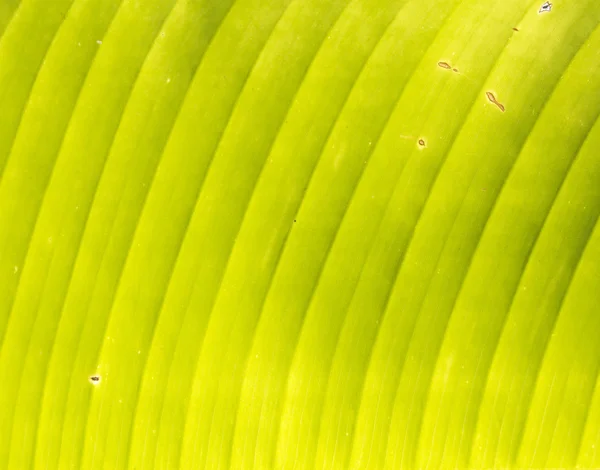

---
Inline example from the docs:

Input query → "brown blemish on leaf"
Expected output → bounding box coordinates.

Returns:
[513,27,519,31]
[452,68,459,73]
[89,375,101,385]
[437,61,452,70]
[486,91,505,112]
[418,139,426,147]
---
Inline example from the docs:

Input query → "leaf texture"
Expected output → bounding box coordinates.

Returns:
[0,0,598,468]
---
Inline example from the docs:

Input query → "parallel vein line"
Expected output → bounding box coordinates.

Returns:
[515,214,600,466]
[417,15,600,469]
[32,1,187,465]
[85,1,254,466]
[274,0,484,464]
[193,0,384,462]
[349,0,540,465]
[0,0,77,183]
[0,2,130,464]
[0,0,23,44]
[482,105,600,468]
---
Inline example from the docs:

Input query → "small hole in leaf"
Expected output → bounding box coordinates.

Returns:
[89,375,101,385]
[539,1,552,13]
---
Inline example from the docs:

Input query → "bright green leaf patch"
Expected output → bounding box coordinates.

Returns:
[0,0,599,468]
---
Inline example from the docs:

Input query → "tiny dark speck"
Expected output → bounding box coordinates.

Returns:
[294,220,296,223]
[90,375,100,383]
[513,27,519,31]
[418,139,426,147]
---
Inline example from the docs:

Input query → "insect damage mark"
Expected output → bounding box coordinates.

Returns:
[89,375,101,385]
[440,62,478,86]
[513,27,519,31]
[439,61,462,75]
[486,91,505,112]
[418,138,426,147]
[539,1,552,13]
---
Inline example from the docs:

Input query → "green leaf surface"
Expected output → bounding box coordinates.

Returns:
[0,0,599,468]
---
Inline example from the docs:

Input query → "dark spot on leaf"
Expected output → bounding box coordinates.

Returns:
[513,27,519,31]
[418,139,426,147]
[437,61,451,70]
[89,375,101,384]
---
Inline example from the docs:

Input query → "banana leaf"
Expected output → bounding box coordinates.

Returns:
[0,0,598,468]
